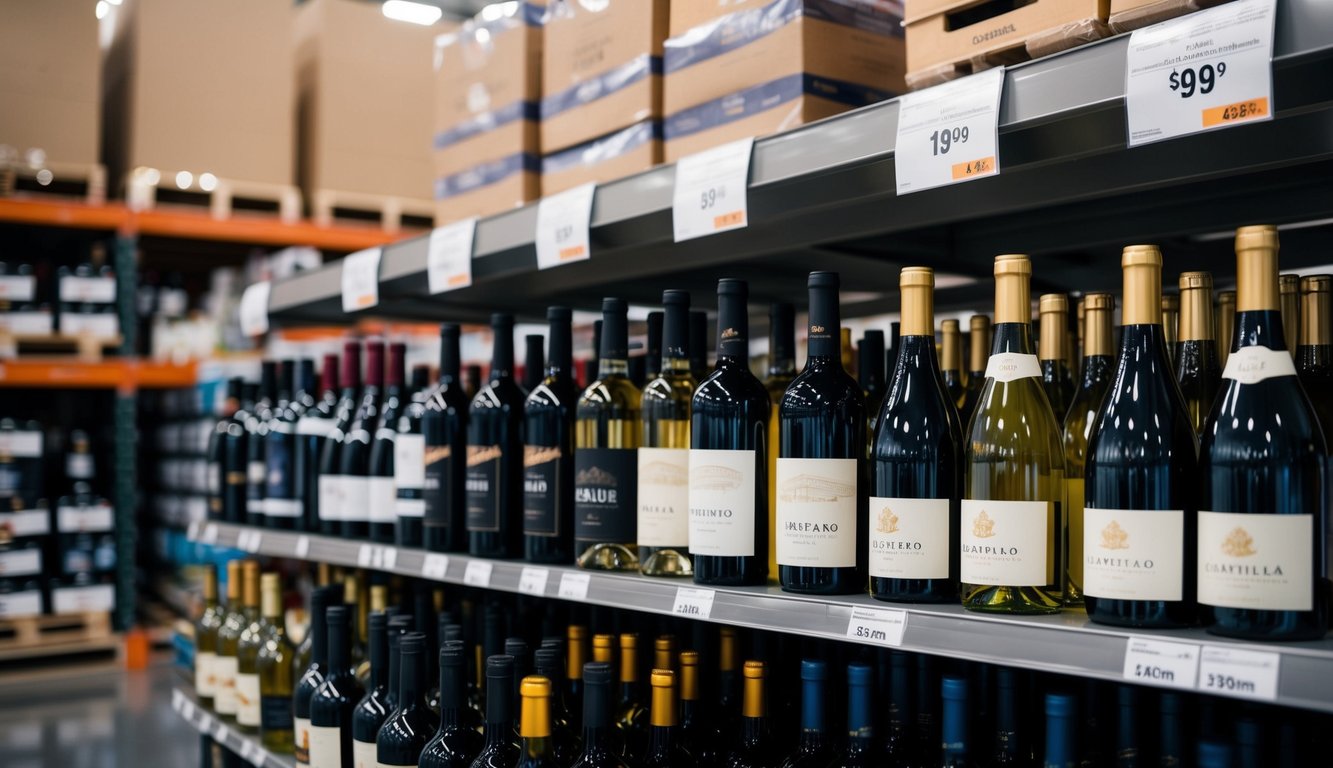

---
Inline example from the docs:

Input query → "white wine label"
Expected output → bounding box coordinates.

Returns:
[297,416,336,437]
[307,724,342,768]
[318,475,345,522]
[1221,345,1297,384]
[394,434,425,487]
[195,650,217,696]
[214,655,239,714]
[342,477,371,523]
[1197,510,1312,610]
[236,673,262,726]
[983,352,1041,382]
[1082,507,1184,601]
[688,448,757,557]
[0,430,41,456]
[0,274,36,301]
[266,499,303,518]
[60,275,117,303]
[353,738,377,768]
[638,447,691,547]
[960,498,1052,586]
[867,497,951,580]
[368,477,396,523]
[293,717,313,768]
[396,499,426,518]
[776,457,858,568]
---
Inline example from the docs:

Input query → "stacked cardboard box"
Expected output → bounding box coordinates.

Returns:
[1109,0,1234,33]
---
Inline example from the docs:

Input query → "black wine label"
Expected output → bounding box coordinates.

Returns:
[261,694,292,732]
[465,445,502,532]
[423,442,454,529]
[574,448,637,544]
[523,445,564,537]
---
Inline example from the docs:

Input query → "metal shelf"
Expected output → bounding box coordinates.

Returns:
[191,521,1333,714]
[265,0,1333,324]
[171,686,293,768]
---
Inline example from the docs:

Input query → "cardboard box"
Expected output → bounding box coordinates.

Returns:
[1109,0,1232,34]
[102,0,295,190]
[540,0,669,154]
[542,121,662,196]
[295,0,438,203]
[433,157,540,227]
[0,0,100,166]
[904,0,1108,73]
[664,0,905,162]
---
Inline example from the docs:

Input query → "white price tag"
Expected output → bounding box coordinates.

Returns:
[295,535,310,559]
[215,722,230,743]
[558,572,591,601]
[1122,637,1199,690]
[239,740,255,761]
[358,544,373,568]
[181,700,195,722]
[238,282,271,337]
[895,68,1004,195]
[249,747,269,768]
[535,183,595,270]
[671,587,716,619]
[1125,0,1275,147]
[672,137,753,242]
[422,553,450,580]
[240,530,262,553]
[340,247,382,312]
[1198,646,1280,701]
[427,218,477,294]
[172,689,185,712]
[463,560,493,588]
[518,567,550,596]
[844,606,908,647]
[202,524,218,546]
[382,547,398,571]
[187,521,201,541]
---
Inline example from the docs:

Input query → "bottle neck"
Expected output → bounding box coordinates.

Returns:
[1046,712,1074,767]
[370,628,388,690]
[1039,310,1068,362]
[663,303,689,366]
[399,649,422,710]
[365,345,384,389]
[991,321,1036,356]
[438,663,463,730]
[582,682,611,746]
[806,284,841,360]
[439,332,460,383]
[1301,287,1330,351]
[942,697,968,763]
[386,346,405,390]
[969,322,990,374]
[717,292,749,364]
[600,310,628,364]
[548,318,572,378]
[1180,286,1214,342]
[485,676,513,739]
[846,682,871,743]
[941,326,961,373]
[491,324,514,380]
[328,619,348,675]
[800,676,824,733]
[387,638,401,703]
[994,273,1030,326]
[311,609,328,667]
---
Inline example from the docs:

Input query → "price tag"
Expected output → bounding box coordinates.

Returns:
[295,535,310,559]
[239,740,255,761]
[422,553,450,580]
[558,572,591,601]
[535,183,595,270]
[672,137,754,242]
[844,606,908,647]
[238,281,271,337]
[671,587,716,619]
[518,567,550,596]
[1122,637,1199,690]
[427,218,477,294]
[181,699,195,722]
[358,544,373,568]
[894,67,1004,195]
[240,530,262,553]
[1198,646,1280,701]
[172,689,185,712]
[463,560,493,588]
[382,547,398,571]
[340,247,382,312]
[1125,0,1276,147]
[250,747,270,768]
[202,524,218,546]
[187,521,200,541]
[215,722,230,743]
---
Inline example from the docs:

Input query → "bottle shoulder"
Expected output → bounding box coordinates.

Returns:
[781,364,865,414]
[1200,377,1329,460]
[694,367,770,409]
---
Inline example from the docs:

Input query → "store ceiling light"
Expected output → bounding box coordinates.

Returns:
[381,1,443,26]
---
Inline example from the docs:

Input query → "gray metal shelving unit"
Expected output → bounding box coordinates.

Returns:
[171,686,293,768]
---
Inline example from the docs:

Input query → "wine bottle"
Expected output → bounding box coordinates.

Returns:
[566,625,588,733]
[515,675,561,768]
[1199,225,1330,640]
[883,652,913,766]
[840,328,854,375]
[215,559,247,720]
[420,643,483,768]
[1114,686,1139,768]
[534,647,581,766]
[941,319,965,407]
[474,655,520,766]
[574,298,642,571]
[1038,294,1074,422]
[1043,694,1076,768]
[961,255,1065,614]
[508,637,532,717]
[294,586,338,768]
[651,635,675,674]
[394,366,429,547]
[886,321,902,380]
[467,314,525,559]
[941,676,974,768]
[1281,273,1301,360]
[639,290,696,577]
[859,329,887,417]
[1177,272,1222,435]
[778,660,830,768]
[572,662,628,767]
[524,334,547,393]
[208,378,241,520]
[1216,290,1236,368]
[615,634,648,755]
[1158,693,1183,768]
[677,651,704,759]
[257,573,296,754]
[424,324,469,553]
[1084,246,1198,629]
[245,361,278,527]
[309,605,364,768]
[342,338,385,540]
[319,342,363,536]
[869,266,963,603]
[690,310,710,382]
[224,382,257,524]
[236,562,266,732]
[1061,292,1115,609]
[1162,292,1181,370]
[829,663,878,767]
[267,359,313,530]
[959,315,992,428]
[725,661,775,768]
[524,307,578,564]
[989,666,1023,767]
[194,563,222,707]
[1297,275,1333,450]
[377,633,433,767]
[765,302,797,584]
[641,669,690,767]
[777,271,867,595]
[352,613,391,768]
[646,311,664,382]
[588,320,603,386]
[299,355,340,532]
[368,343,407,544]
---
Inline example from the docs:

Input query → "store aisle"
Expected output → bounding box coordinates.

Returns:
[0,658,199,768]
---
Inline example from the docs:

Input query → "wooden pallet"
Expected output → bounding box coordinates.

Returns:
[0,332,122,362]
[310,189,434,234]
[0,611,117,662]
[125,168,302,223]
[0,160,107,205]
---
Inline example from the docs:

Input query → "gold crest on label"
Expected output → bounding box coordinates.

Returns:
[1099,520,1129,550]
[1223,526,1257,557]
[876,506,899,534]
[972,509,995,539]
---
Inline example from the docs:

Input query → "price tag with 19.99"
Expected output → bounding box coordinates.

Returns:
[894,67,1004,195]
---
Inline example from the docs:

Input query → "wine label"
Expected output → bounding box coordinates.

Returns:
[318,475,345,522]
[0,430,41,457]
[0,508,49,537]
[267,498,303,518]
[1197,510,1312,611]
[236,672,262,726]
[984,352,1041,382]
[1082,507,1184,601]
[465,445,503,532]
[307,724,342,768]
[294,717,312,768]
[261,694,292,732]
[0,548,42,576]
[353,738,377,768]
[368,477,396,524]
[959,498,1052,586]
[213,655,239,714]
[775,457,858,568]
[57,504,114,533]
[296,416,335,436]
[1222,345,1297,384]
[574,447,638,544]
[523,445,563,537]
[342,476,371,523]
[394,434,425,488]
[637,447,690,547]
[688,448,757,557]
[423,441,456,529]
[195,650,217,697]
[867,497,950,580]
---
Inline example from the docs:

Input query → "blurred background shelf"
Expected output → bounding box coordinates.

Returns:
[0,358,197,389]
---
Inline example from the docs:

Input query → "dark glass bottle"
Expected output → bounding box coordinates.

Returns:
[1042,694,1076,768]
[341,338,385,540]
[615,634,648,756]
[642,669,690,767]
[869,267,963,603]
[941,319,966,408]
[208,377,242,520]
[467,314,525,559]
[1114,686,1139,768]
[293,586,337,768]
[988,666,1025,767]
[472,655,521,767]
[377,633,433,766]
[1297,275,1333,450]
[535,647,581,765]
[940,676,975,767]
[646,311,664,381]
[764,302,798,584]
[368,343,407,543]
[677,651,704,760]
[830,663,878,768]
[882,652,914,766]
[245,360,278,527]
[267,359,314,530]
[777,271,867,595]
[516,675,562,768]
[572,662,630,768]
[299,354,340,532]
[394,366,429,547]
[1038,294,1075,421]
[352,612,391,768]
[319,342,363,536]
[588,320,603,386]
[959,315,992,429]
[224,381,257,524]
[690,310,710,382]
[424,324,469,552]
[566,625,588,734]
[309,605,365,768]
[692,279,771,586]
[420,643,483,768]
[859,329,886,426]
[1162,292,1181,371]
[524,307,578,564]
[725,661,775,768]
[1176,272,1222,435]
[779,660,830,768]
[524,334,547,393]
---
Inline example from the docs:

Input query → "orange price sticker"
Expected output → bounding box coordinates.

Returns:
[446,274,468,287]
[1202,97,1269,128]
[951,157,996,180]
[559,245,586,261]
[355,294,375,308]
[713,211,745,229]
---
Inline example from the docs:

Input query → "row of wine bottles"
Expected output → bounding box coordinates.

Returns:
[194,559,1324,768]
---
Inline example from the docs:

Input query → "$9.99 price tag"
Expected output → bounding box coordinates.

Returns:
[672,137,754,242]
[894,67,1004,195]
[535,183,596,270]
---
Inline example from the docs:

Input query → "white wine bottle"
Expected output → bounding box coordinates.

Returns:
[961,255,1065,614]
[639,290,695,577]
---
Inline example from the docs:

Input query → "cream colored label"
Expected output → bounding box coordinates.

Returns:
[1067,478,1085,590]
[868,497,950,579]
[342,477,371,523]
[1222,345,1297,383]
[236,673,261,726]
[637,447,691,547]
[1198,511,1312,610]
[688,449,756,557]
[960,498,1051,586]
[353,738,377,768]
[213,655,239,714]
[368,477,396,524]
[983,352,1041,382]
[776,458,859,568]
[318,476,345,522]
[195,651,217,697]
[1082,507,1184,601]
[308,724,342,768]
[294,717,312,768]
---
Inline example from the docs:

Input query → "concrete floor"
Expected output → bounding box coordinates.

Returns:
[0,657,200,768]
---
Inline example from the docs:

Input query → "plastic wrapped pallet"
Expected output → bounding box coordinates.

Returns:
[1109,0,1235,34]
[542,121,662,196]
